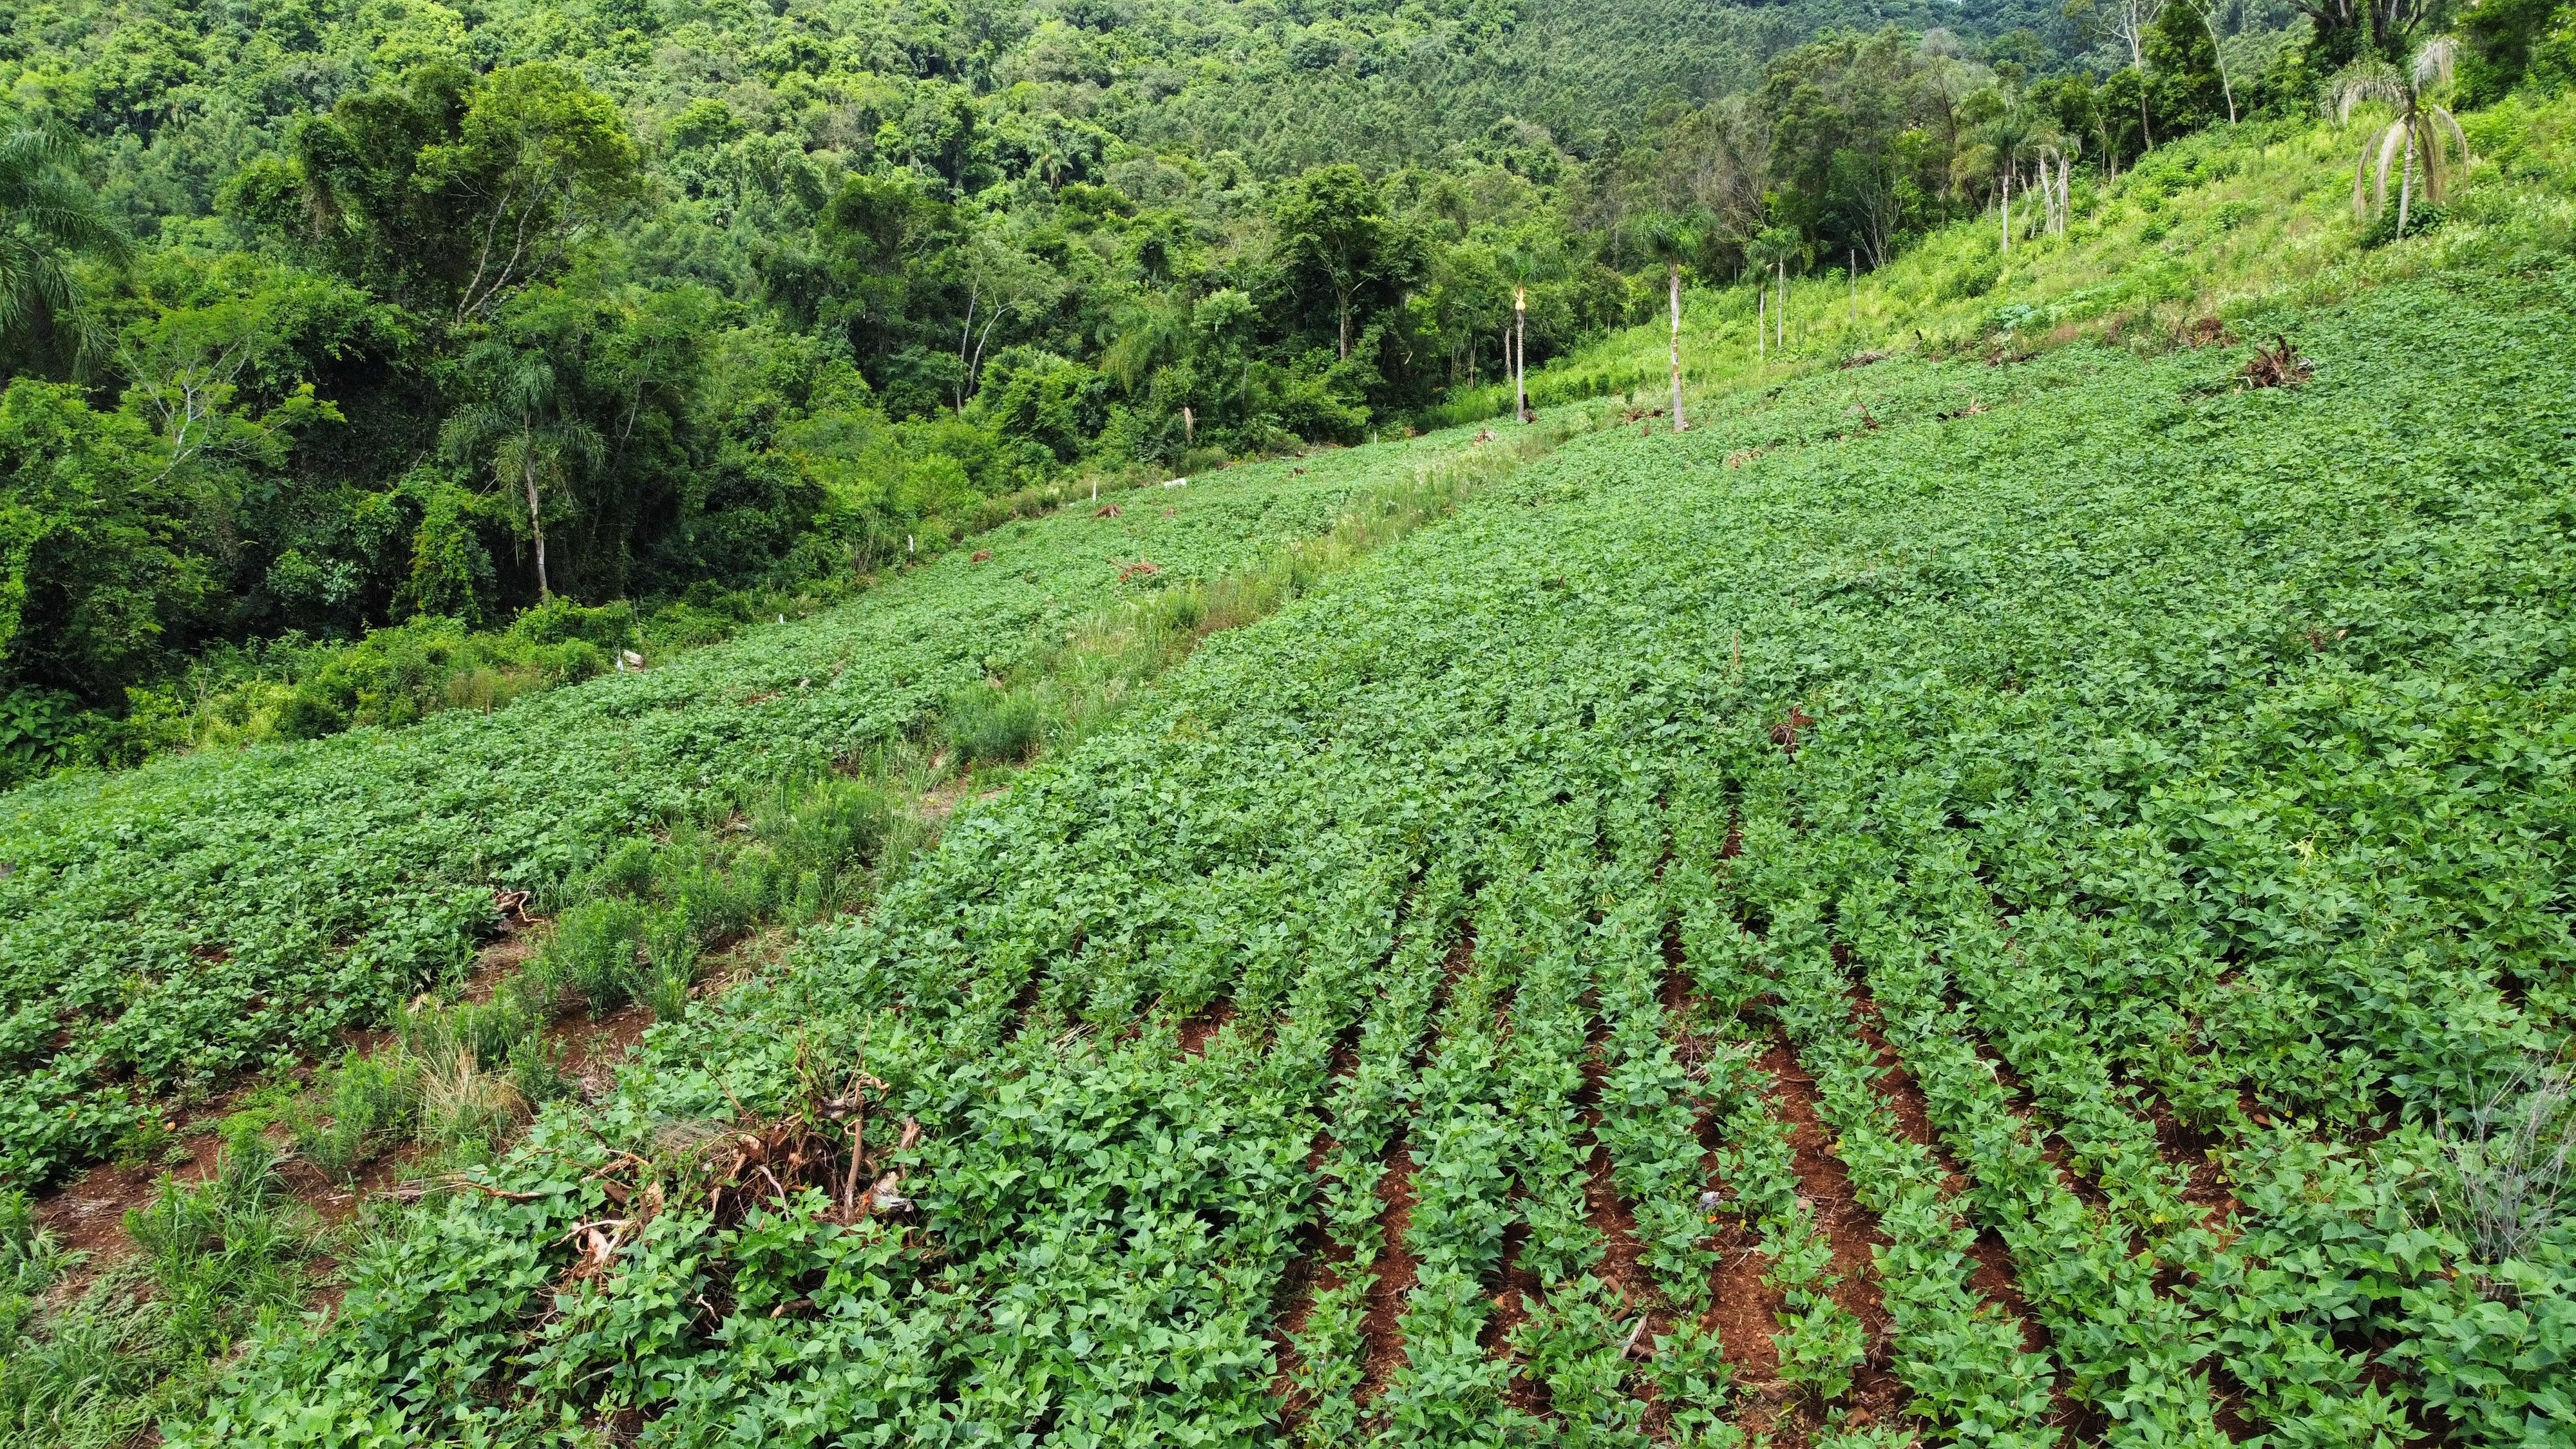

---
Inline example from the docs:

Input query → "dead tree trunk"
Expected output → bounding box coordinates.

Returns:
[1667,260,1686,431]
[1515,287,1531,422]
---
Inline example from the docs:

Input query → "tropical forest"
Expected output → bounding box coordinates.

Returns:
[1,0,2575,1442]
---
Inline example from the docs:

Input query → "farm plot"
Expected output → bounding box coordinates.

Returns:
[186,263,2576,1446]
[0,432,1499,1185]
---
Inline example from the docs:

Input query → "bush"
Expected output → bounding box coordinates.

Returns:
[945,682,1049,766]
[2361,199,2448,248]
[750,776,900,911]
[290,1052,419,1182]
[549,898,647,1015]
[0,688,82,788]
[272,685,346,741]
[658,848,759,945]
[639,907,699,1023]
[587,837,658,898]
[1936,255,2002,301]
[506,596,634,649]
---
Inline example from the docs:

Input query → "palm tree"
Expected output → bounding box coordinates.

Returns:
[1636,212,1701,431]
[1102,296,1191,394]
[1976,110,2059,253]
[1495,242,1552,423]
[0,116,128,372]
[2329,37,2467,242]
[440,346,601,600]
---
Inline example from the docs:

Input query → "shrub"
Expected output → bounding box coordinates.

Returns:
[272,687,346,741]
[945,682,1049,766]
[290,1052,418,1181]
[587,838,658,898]
[550,899,647,1015]
[415,1048,526,1154]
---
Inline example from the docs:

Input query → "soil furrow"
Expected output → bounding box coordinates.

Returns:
[1355,1135,1420,1403]
[1844,992,2056,1363]
[1177,999,1236,1056]
[1757,1036,1908,1426]
[1483,1200,1550,1417]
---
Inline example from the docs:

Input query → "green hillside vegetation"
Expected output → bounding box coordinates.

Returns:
[6,0,2576,1443]
[0,424,1554,1186]
[1497,91,2576,415]
[0,415,1575,1446]
[1,0,2473,779]
[33,115,2550,1444]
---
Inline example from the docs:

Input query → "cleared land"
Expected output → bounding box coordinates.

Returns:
[159,259,2576,1445]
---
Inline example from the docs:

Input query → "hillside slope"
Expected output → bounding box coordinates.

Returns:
[1499,95,2576,416]
[173,220,2576,1445]
[0,430,1512,1184]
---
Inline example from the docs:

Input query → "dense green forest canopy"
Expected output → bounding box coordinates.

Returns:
[0,0,2566,777]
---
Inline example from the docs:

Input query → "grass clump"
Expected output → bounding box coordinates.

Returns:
[0,1128,317,1449]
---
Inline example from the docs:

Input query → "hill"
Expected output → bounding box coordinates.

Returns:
[0,0,2284,773]
[5,2,2576,1440]
[113,107,2576,1446]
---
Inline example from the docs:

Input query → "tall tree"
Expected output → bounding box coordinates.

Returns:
[0,117,128,376]
[1494,241,1553,423]
[1978,109,2035,252]
[0,381,208,701]
[1746,225,1802,354]
[243,64,641,325]
[2293,0,2439,68]
[439,344,602,600]
[1636,212,1701,432]
[1273,166,1426,362]
[2146,0,2233,133]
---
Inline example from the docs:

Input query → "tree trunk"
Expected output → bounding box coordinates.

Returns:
[2204,4,2238,124]
[1777,262,1786,351]
[1667,261,1686,432]
[2001,166,2011,253]
[2396,123,2416,238]
[523,462,549,601]
[1182,405,1194,446]
[1757,282,1765,363]
[1338,290,1352,361]
[1515,287,1530,423]
[956,282,978,417]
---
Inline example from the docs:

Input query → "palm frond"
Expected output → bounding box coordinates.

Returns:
[2325,61,2406,124]
[2354,122,2390,216]
[2428,104,2471,203]
[0,121,84,185]
[2414,35,2459,90]
[0,117,126,361]
[8,172,131,261]
[439,404,512,466]
[2372,121,2407,215]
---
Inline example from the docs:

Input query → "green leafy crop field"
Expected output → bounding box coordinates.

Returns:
[0,432,1495,1185]
[175,258,2576,1444]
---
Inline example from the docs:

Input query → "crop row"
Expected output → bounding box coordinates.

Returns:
[1670,780,2063,1447]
